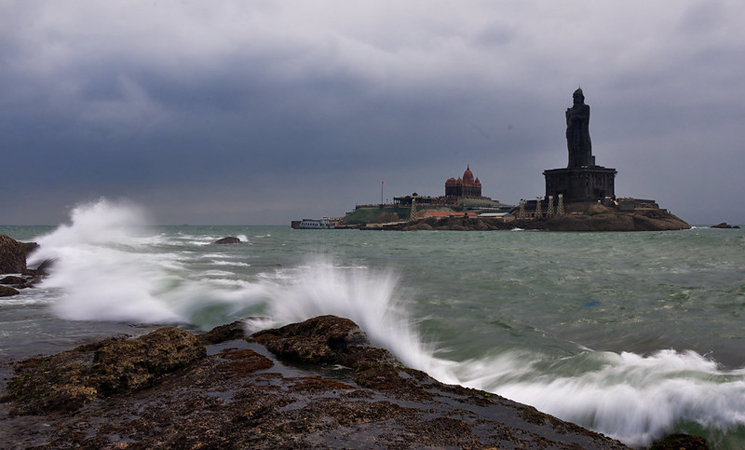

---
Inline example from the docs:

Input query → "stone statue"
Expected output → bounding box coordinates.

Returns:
[565,88,593,167]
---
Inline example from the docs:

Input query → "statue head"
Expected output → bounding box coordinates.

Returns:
[572,88,585,105]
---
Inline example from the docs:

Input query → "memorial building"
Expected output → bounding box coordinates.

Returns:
[445,165,482,198]
[543,89,616,202]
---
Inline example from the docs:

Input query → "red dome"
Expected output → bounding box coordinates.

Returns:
[462,165,475,185]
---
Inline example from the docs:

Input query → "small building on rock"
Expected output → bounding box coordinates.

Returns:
[445,165,482,198]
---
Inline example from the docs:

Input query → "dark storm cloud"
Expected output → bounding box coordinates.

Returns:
[1,0,744,225]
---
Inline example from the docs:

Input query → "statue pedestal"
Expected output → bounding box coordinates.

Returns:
[543,166,617,203]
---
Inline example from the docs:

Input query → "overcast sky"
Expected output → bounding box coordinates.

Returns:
[1,0,743,225]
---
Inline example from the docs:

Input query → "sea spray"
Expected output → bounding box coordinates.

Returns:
[442,348,745,447]
[25,200,273,326]
[28,200,185,323]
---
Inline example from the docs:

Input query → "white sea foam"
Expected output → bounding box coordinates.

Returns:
[441,349,745,447]
[27,200,186,323]
[210,261,251,267]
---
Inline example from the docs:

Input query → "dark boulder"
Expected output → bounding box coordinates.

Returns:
[712,222,740,229]
[252,315,372,366]
[251,315,421,393]
[197,319,246,345]
[0,275,26,286]
[0,273,42,289]
[213,236,241,244]
[0,285,19,297]
[0,234,38,274]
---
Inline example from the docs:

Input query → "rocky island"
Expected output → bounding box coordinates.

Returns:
[311,89,692,232]
[368,201,689,232]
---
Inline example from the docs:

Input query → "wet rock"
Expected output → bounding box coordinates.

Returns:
[0,276,26,286]
[0,235,38,274]
[0,285,19,297]
[251,315,371,365]
[198,320,246,345]
[251,315,440,397]
[213,236,241,244]
[1,275,36,289]
[649,433,708,449]
[2,316,633,449]
[3,327,205,415]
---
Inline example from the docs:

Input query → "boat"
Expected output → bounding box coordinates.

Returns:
[291,218,334,229]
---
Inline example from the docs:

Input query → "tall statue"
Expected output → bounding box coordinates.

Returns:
[565,88,593,167]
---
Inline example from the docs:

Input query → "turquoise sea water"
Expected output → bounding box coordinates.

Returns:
[2,200,745,448]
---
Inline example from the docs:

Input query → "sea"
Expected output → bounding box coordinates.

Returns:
[2,199,745,449]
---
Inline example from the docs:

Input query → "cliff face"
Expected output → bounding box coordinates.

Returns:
[1,316,632,449]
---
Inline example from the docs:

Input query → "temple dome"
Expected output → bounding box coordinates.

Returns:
[463,165,475,185]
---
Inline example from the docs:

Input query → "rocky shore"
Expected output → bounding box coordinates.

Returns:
[0,315,632,449]
[0,315,710,449]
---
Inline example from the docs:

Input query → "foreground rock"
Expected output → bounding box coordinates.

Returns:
[1,316,698,449]
[3,328,205,416]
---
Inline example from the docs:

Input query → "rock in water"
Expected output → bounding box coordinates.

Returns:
[0,285,19,297]
[711,222,739,229]
[213,236,241,244]
[0,234,38,274]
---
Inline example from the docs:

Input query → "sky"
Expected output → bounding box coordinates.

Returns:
[1,0,744,226]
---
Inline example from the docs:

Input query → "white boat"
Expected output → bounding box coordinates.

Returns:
[293,218,334,229]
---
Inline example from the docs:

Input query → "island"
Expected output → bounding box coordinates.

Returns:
[296,89,691,232]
